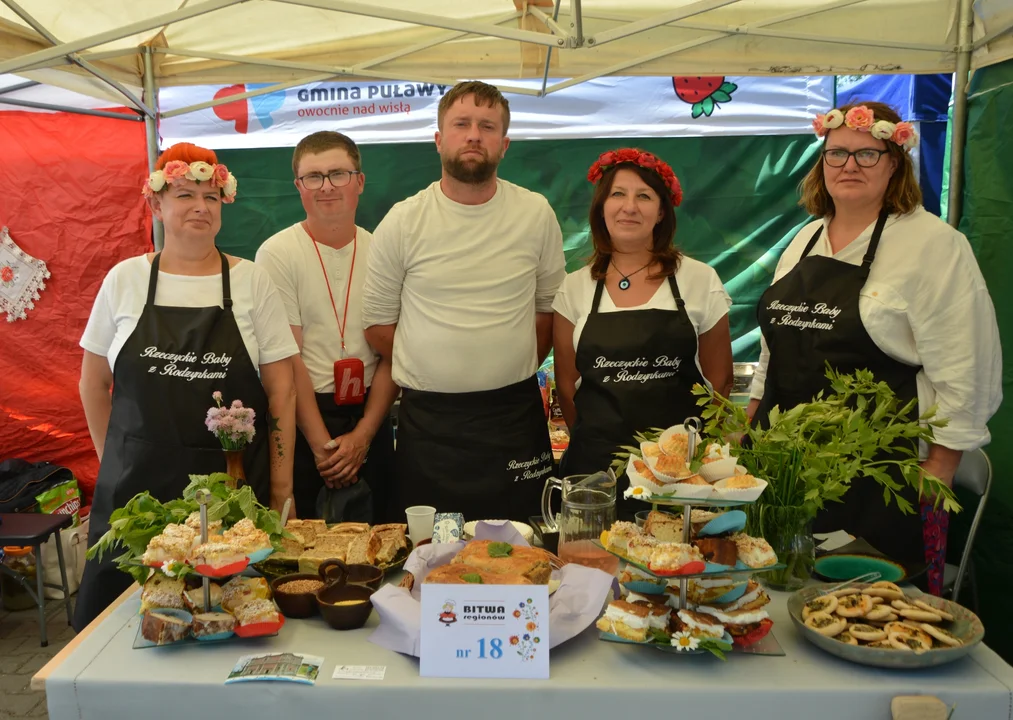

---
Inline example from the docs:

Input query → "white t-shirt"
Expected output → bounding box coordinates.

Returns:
[750,207,1002,451]
[80,255,299,372]
[255,224,379,393]
[362,179,566,392]
[552,257,731,382]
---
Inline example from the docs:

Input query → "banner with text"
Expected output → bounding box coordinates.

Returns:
[159,75,833,149]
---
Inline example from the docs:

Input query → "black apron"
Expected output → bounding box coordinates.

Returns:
[394,376,552,523]
[560,274,708,520]
[293,391,396,523]
[74,252,271,630]
[755,213,924,565]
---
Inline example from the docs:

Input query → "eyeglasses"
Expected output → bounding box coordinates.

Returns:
[822,148,889,168]
[297,170,362,190]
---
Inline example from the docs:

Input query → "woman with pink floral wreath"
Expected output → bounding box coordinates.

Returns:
[748,101,1002,594]
[74,142,299,629]
[553,148,733,519]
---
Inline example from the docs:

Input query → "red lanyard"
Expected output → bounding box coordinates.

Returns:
[304,222,356,355]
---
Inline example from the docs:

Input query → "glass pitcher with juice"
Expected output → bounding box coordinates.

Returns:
[541,470,618,574]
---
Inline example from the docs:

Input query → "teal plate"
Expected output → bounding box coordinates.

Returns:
[813,554,906,583]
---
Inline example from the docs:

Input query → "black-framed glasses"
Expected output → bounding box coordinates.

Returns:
[297,170,362,189]
[822,148,889,168]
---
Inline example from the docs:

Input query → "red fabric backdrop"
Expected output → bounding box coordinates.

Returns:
[0,109,151,504]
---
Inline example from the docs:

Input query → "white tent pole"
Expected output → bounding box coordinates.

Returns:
[572,0,584,46]
[0,96,143,119]
[0,0,154,118]
[160,74,336,119]
[0,0,247,76]
[275,0,566,48]
[540,0,564,96]
[555,0,899,92]
[587,0,740,47]
[143,47,164,252]
[947,0,974,228]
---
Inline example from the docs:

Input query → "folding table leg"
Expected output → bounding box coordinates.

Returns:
[35,543,48,647]
[54,530,73,625]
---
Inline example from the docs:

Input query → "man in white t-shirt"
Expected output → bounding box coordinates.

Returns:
[257,132,398,522]
[363,81,565,523]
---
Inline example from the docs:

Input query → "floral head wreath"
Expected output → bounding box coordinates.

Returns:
[587,148,683,207]
[142,160,238,204]
[813,105,918,151]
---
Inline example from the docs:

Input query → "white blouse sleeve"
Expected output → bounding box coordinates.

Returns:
[906,234,1002,450]
[247,263,300,366]
[361,209,407,328]
[79,265,120,357]
[551,270,582,325]
[698,266,732,334]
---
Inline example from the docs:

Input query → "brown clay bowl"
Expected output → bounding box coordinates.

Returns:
[270,573,327,618]
[320,558,383,591]
[316,584,374,630]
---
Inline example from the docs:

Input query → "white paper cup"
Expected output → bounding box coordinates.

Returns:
[405,505,437,544]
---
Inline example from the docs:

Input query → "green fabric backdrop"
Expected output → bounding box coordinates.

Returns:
[215,134,820,362]
[952,59,1013,663]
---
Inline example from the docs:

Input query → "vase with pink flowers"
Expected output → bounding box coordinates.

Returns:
[205,391,256,489]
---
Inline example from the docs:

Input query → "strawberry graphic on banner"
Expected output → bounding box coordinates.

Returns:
[672,76,738,118]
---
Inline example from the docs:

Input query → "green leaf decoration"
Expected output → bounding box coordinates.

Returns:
[711,90,732,103]
[487,542,513,558]
[699,638,733,660]
[719,82,738,94]
[701,97,716,116]
[461,573,484,584]
[691,102,705,119]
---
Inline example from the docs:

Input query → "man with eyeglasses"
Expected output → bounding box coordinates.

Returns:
[256,131,398,522]
[363,81,566,524]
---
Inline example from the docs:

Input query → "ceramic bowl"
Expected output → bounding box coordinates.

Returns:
[316,584,374,630]
[270,573,327,618]
[320,558,384,591]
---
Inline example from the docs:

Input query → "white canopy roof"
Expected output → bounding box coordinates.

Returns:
[1,0,1011,110]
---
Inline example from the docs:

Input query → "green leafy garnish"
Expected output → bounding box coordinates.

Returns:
[461,573,483,584]
[689,365,959,515]
[698,638,733,660]
[487,542,513,558]
[86,474,287,581]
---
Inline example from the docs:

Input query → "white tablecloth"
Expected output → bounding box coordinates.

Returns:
[45,587,1013,720]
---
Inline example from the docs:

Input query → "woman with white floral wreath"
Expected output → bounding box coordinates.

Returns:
[74,142,300,630]
[748,101,1002,596]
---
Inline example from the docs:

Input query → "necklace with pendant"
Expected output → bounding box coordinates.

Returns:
[611,257,652,290]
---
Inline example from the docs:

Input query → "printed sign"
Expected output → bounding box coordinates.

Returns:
[420,584,550,679]
[159,75,833,149]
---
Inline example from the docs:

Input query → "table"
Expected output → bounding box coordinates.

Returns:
[0,513,74,645]
[35,583,1013,720]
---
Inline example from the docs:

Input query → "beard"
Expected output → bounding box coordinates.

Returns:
[442,149,499,184]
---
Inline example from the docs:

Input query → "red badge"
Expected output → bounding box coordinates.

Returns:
[334,358,365,405]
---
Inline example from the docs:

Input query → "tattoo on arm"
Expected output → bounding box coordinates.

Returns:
[269,412,284,459]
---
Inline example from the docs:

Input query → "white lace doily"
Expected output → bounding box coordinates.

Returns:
[0,227,51,322]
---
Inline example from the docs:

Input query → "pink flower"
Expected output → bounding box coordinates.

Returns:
[231,399,243,410]
[845,105,875,131]
[892,121,917,148]
[162,161,189,182]
[213,390,223,403]
[210,164,230,188]
[812,114,828,137]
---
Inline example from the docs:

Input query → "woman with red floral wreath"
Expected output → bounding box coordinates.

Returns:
[553,148,733,517]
